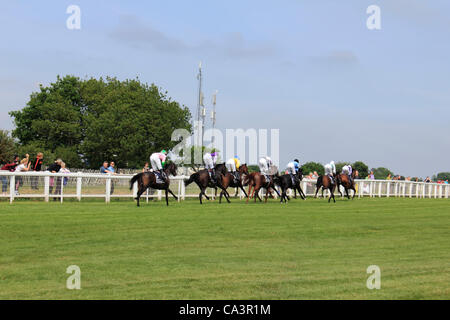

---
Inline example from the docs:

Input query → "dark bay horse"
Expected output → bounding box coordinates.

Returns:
[184,163,231,204]
[273,169,306,203]
[336,170,357,199]
[129,162,178,207]
[246,172,281,203]
[314,174,336,203]
[218,164,249,203]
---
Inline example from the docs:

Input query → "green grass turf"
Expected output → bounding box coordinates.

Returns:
[0,197,449,299]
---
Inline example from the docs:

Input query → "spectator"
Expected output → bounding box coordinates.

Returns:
[100,161,112,174]
[354,170,360,180]
[386,173,392,180]
[47,159,62,196]
[14,155,30,195]
[1,157,19,196]
[100,161,115,195]
[30,152,44,190]
[109,161,116,195]
[142,162,151,172]
[424,177,431,183]
[369,171,375,180]
[54,162,70,201]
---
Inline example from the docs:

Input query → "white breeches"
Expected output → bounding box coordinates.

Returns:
[259,158,269,175]
[287,162,296,175]
[226,159,236,172]
[150,154,162,170]
[203,154,214,170]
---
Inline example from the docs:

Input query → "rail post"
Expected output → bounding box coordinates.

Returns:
[44,175,49,202]
[105,178,111,203]
[76,172,82,201]
[9,175,15,204]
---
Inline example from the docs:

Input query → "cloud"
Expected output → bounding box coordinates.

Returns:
[109,14,189,52]
[309,50,359,65]
[109,15,276,59]
[383,0,450,27]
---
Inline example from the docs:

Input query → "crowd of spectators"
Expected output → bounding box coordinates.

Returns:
[0,153,71,197]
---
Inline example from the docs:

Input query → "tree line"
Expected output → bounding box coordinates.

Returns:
[4,75,191,169]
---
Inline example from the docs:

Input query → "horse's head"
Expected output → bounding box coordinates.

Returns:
[297,167,304,180]
[239,163,249,176]
[164,162,178,176]
[272,172,281,186]
[215,162,227,175]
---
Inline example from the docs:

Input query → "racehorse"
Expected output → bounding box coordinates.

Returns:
[336,170,357,199]
[314,174,336,203]
[129,162,178,207]
[184,163,231,204]
[246,172,281,203]
[273,169,306,203]
[218,164,250,203]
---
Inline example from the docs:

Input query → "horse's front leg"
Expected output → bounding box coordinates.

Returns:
[165,189,169,206]
[240,185,248,198]
[167,188,178,200]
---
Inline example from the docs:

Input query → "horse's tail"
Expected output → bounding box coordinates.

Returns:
[316,175,323,188]
[184,172,198,187]
[129,172,143,190]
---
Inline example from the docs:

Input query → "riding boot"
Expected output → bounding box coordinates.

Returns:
[290,174,295,185]
[234,171,240,183]
[159,170,166,182]
[209,170,217,184]
[329,174,334,184]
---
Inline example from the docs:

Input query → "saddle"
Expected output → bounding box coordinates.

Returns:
[290,174,297,185]
[328,174,335,184]
[233,172,240,184]
[154,171,165,184]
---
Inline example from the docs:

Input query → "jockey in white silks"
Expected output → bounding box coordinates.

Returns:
[286,159,300,184]
[258,156,273,178]
[203,151,218,183]
[342,164,353,183]
[150,149,168,181]
[226,156,241,183]
[324,161,336,183]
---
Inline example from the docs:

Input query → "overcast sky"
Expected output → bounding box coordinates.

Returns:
[1,0,449,177]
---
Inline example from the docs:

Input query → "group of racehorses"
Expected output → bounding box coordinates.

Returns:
[129,162,357,207]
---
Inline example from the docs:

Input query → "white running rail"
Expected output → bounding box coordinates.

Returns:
[0,171,448,203]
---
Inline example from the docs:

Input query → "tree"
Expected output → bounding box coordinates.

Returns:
[301,162,324,176]
[436,172,450,181]
[9,76,192,168]
[352,161,369,178]
[247,165,260,173]
[0,130,17,164]
[371,167,393,180]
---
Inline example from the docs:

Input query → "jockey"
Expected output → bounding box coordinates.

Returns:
[287,158,300,184]
[342,164,353,183]
[226,156,241,183]
[324,160,336,183]
[150,149,168,181]
[203,150,218,183]
[258,156,273,179]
